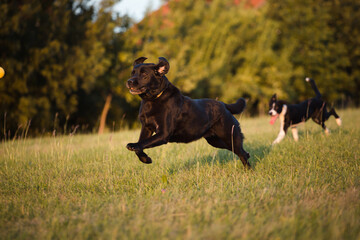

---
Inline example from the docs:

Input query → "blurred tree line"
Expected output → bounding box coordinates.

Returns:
[127,0,359,114]
[0,0,133,138]
[1,0,359,139]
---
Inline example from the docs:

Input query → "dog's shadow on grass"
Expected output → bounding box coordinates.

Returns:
[166,143,272,174]
[246,143,272,167]
[292,126,349,140]
[166,126,347,174]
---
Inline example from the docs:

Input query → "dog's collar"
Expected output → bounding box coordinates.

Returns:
[140,80,169,100]
[154,81,169,100]
[155,89,165,99]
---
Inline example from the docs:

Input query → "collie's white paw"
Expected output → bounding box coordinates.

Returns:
[336,118,342,126]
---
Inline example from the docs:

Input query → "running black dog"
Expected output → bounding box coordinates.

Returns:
[268,77,342,144]
[126,57,250,168]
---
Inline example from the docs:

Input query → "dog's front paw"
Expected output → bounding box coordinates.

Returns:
[140,156,152,164]
[126,143,142,152]
[136,151,152,164]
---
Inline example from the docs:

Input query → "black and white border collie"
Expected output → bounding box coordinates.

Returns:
[268,78,342,145]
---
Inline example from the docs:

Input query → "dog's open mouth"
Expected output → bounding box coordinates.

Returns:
[269,114,279,125]
[129,87,146,95]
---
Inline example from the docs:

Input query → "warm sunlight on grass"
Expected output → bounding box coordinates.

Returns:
[1,109,359,239]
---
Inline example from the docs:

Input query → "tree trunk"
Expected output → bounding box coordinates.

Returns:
[98,94,112,134]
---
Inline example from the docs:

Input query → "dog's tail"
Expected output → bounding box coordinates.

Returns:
[225,98,246,114]
[305,77,322,99]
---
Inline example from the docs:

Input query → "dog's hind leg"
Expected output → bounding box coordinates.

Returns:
[206,125,251,169]
[329,108,342,126]
[230,126,251,169]
[311,116,331,135]
[323,123,330,135]
[320,121,330,135]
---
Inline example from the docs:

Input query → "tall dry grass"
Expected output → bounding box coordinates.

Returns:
[0,109,359,239]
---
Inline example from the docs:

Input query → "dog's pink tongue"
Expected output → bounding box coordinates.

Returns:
[269,115,278,125]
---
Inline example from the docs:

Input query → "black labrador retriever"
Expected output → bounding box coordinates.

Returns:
[126,57,250,168]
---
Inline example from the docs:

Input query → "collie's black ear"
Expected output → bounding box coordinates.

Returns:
[133,57,147,66]
[155,57,170,75]
[271,94,277,100]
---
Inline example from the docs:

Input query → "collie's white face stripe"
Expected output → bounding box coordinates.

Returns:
[269,109,277,116]
[291,127,299,141]
[269,103,278,116]
[272,105,287,145]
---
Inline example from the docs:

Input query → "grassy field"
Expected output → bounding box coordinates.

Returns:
[0,108,359,240]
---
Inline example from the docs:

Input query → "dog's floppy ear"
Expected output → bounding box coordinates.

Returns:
[133,57,147,66]
[155,57,170,75]
[271,94,277,101]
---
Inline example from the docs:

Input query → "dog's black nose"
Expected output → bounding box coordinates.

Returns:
[127,79,137,87]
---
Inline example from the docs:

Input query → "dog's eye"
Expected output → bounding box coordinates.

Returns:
[131,70,135,76]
